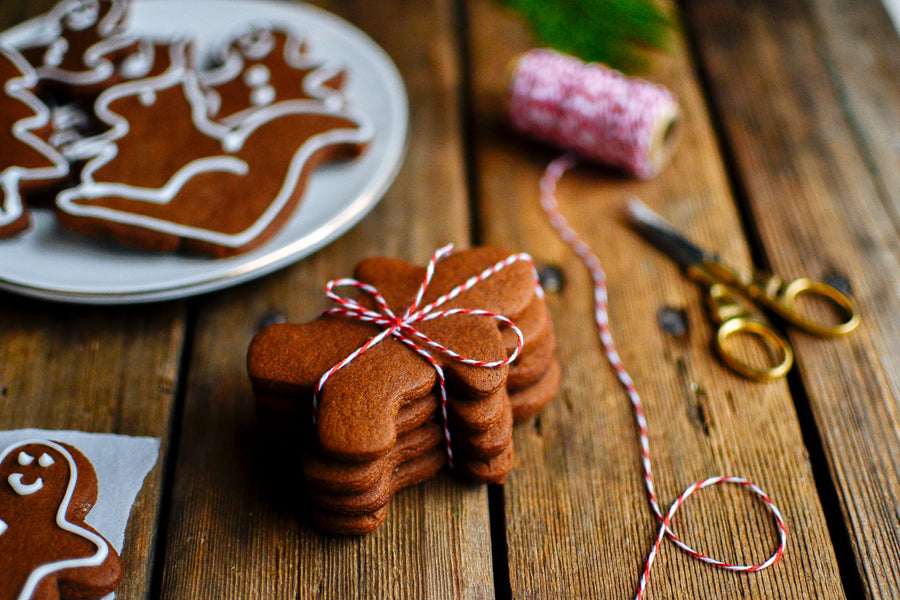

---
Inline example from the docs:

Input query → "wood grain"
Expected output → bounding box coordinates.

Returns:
[683,0,900,597]
[811,0,900,222]
[466,0,846,598]
[156,1,495,599]
[0,3,184,600]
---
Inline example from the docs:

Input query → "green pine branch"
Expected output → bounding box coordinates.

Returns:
[503,0,674,72]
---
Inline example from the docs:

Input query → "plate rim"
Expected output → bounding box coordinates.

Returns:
[0,0,408,304]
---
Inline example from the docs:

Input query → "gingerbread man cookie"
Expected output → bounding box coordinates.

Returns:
[0,44,69,237]
[0,439,122,600]
[55,30,372,257]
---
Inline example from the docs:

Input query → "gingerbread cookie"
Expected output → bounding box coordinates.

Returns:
[0,44,69,237]
[248,246,559,534]
[199,24,345,127]
[17,0,139,99]
[0,439,123,600]
[55,29,372,257]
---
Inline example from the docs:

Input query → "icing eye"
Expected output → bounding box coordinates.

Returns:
[38,453,55,468]
[17,452,34,466]
[0,518,7,536]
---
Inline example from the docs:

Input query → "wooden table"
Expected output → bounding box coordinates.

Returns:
[3,0,900,598]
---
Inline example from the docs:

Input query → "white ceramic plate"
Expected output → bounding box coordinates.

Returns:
[0,0,408,304]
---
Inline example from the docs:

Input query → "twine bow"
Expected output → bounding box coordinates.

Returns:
[312,244,540,468]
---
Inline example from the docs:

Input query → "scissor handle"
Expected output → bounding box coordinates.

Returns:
[716,317,795,382]
[773,277,861,337]
[696,262,861,338]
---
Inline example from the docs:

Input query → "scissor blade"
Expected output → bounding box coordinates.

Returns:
[625,199,714,269]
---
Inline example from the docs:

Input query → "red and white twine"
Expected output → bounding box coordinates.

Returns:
[540,154,787,599]
[508,49,680,179]
[313,244,541,468]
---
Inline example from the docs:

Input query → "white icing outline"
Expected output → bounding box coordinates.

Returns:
[21,0,134,87]
[43,38,68,67]
[52,103,89,130]
[198,23,346,127]
[61,39,189,160]
[8,473,43,496]
[0,44,70,228]
[64,1,100,32]
[117,38,156,80]
[38,34,136,87]
[237,27,274,60]
[47,103,91,156]
[0,439,110,600]
[56,33,374,249]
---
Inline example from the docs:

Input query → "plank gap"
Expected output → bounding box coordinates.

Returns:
[784,366,866,600]
[674,0,774,274]
[488,483,513,600]
[456,0,485,247]
[147,301,199,600]
[677,1,877,593]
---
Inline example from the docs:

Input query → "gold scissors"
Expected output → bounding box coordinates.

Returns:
[626,199,860,381]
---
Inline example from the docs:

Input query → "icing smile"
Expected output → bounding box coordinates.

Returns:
[8,472,44,496]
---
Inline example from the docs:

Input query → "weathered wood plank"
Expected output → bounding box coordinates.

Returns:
[0,3,186,600]
[683,0,900,597]
[466,0,845,598]
[0,299,186,600]
[156,1,495,599]
[812,0,900,221]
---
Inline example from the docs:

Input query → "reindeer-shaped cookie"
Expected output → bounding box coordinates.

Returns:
[0,440,122,600]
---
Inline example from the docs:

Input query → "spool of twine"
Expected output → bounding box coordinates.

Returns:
[507,49,681,179]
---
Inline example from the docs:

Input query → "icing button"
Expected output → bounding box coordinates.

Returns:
[244,64,271,87]
[0,518,6,536]
[139,88,157,106]
[251,85,276,107]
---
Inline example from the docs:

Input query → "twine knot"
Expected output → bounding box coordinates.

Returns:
[312,244,538,468]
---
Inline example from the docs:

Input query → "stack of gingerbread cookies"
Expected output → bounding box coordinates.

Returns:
[247,246,559,534]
